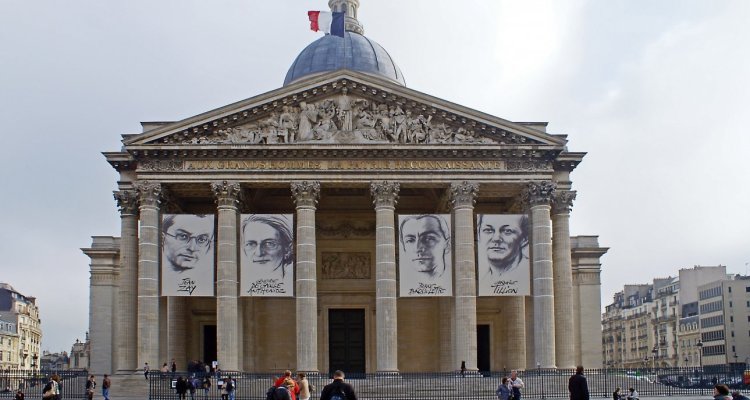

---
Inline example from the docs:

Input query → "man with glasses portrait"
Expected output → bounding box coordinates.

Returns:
[240,214,294,296]
[161,214,215,296]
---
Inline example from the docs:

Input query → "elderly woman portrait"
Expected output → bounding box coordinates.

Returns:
[240,214,295,296]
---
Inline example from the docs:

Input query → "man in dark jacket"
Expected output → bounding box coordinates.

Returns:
[320,370,357,400]
[568,366,590,400]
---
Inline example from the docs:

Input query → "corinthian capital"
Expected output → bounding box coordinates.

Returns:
[370,181,400,209]
[211,180,242,208]
[449,181,479,208]
[113,190,138,216]
[521,181,556,208]
[133,181,163,208]
[552,190,577,214]
[291,181,321,208]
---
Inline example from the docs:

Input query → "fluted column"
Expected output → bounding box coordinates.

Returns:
[211,180,241,371]
[553,190,576,369]
[450,181,479,371]
[134,181,163,369]
[370,181,400,374]
[167,297,187,369]
[506,297,527,370]
[292,181,321,372]
[522,181,556,369]
[113,190,138,373]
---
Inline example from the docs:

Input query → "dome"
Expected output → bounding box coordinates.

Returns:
[284,31,406,87]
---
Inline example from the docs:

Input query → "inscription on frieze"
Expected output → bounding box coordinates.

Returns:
[183,159,506,171]
[321,252,372,279]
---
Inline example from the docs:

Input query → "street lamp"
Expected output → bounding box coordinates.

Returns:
[696,340,703,369]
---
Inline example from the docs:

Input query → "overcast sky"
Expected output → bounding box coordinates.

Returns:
[1,1,748,353]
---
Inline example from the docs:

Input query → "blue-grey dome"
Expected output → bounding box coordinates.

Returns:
[284,32,406,86]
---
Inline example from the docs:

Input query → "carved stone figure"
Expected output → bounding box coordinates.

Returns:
[278,106,297,143]
[297,101,318,141]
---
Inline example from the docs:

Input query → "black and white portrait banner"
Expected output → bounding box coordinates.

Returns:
[161,214,216,296]
[240,214,295,297]
[476,214,530,296]
[398,214,453,297]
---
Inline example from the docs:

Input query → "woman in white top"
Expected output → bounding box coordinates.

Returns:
[296,372,311,400]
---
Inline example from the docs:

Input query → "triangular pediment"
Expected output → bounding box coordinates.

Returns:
[125,70,565,148]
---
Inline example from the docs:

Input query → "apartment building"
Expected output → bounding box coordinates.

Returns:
[0,283,42,371]
[698,276,750,367]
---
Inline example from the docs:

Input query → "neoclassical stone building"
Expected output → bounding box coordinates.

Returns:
[84,0,606,375]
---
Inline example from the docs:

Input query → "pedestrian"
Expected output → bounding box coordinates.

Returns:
[319,370,357,400]
[714,385,731,400]
[733,391,750,400]
[102,374,111,400]
[613,387,622,400]
[226,377,236,400]
[568,366,589,400]
[176,376,188,400]
[297,372,311,400]
[14,389,23,400]
[275,370,300,399]
[509,370,524,400]
[187,377,195,400]
[201,376,211,399]
[85,375,96,400]
[144,362,150,380]
[172,359,178,379]
[161,363,169,379]
[495,376,512,400]
[626,387,638,400]
[42,375,60,400]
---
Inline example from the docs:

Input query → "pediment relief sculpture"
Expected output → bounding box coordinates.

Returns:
[155,91,539,146]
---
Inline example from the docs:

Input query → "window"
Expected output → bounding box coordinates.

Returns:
[729,287,732,293]
[746,286,750,292]
[732,331,735,337]
[730,301,733,307]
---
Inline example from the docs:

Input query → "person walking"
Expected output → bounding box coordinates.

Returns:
[144,362,150,380]
[297,372,311,400]
[201,376,211,400]
[176,376,188,400]
[568,366,589,400]
[320,370,357,400]
[102,374,111,400]
[509,370,524,400]
[495,377,512,400]
[85,375,96,400]
[171,359,178,379]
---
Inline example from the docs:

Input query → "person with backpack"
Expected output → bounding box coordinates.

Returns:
[320,370,357,400]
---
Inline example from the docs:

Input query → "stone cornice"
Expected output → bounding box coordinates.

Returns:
[124,72,566,148]
[554,152,586,172]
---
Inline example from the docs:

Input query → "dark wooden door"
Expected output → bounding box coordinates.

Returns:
[328,309,366,374]
[477,324,491,373]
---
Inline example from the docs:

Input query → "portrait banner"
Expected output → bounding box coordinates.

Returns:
[398,214,453,297]
[240,214,295,297]
[476,214,530,296]
[161,214,216,296]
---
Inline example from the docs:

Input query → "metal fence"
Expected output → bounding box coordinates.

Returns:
[0,369,88,399]
[149,366,748,400]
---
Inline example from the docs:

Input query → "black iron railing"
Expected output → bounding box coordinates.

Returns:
[0,369,88,399]
[149,366,749,400]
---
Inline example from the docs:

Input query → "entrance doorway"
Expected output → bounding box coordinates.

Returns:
[477,324,491,373]
[203,325,217,365]
[328,309,366,374]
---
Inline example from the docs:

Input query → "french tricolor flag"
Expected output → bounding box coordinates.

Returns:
[308,11,345,38]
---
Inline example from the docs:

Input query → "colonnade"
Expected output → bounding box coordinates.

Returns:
[105,179,578,374]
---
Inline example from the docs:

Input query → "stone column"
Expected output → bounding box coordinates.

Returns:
[167,297,187,370]
[83,236,120,375]
[450,181,479,371]
[552,190,576,369]
[505,297,527,370]
[291,181,321,372]
[211,180,242,371]
[134,181,163,369]
[370,181,400,374]
[113,190,139,373]
[522,181,556,369]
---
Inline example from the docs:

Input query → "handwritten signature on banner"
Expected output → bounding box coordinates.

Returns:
[177,278,197,295]
[490,279,519,294]
[409,282,446,295]
[248,279,286,295]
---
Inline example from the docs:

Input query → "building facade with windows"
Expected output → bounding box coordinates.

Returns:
[83,1,608,375]
[697,276,750,367]
[0,317,18,370]
[0,283,42,372]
